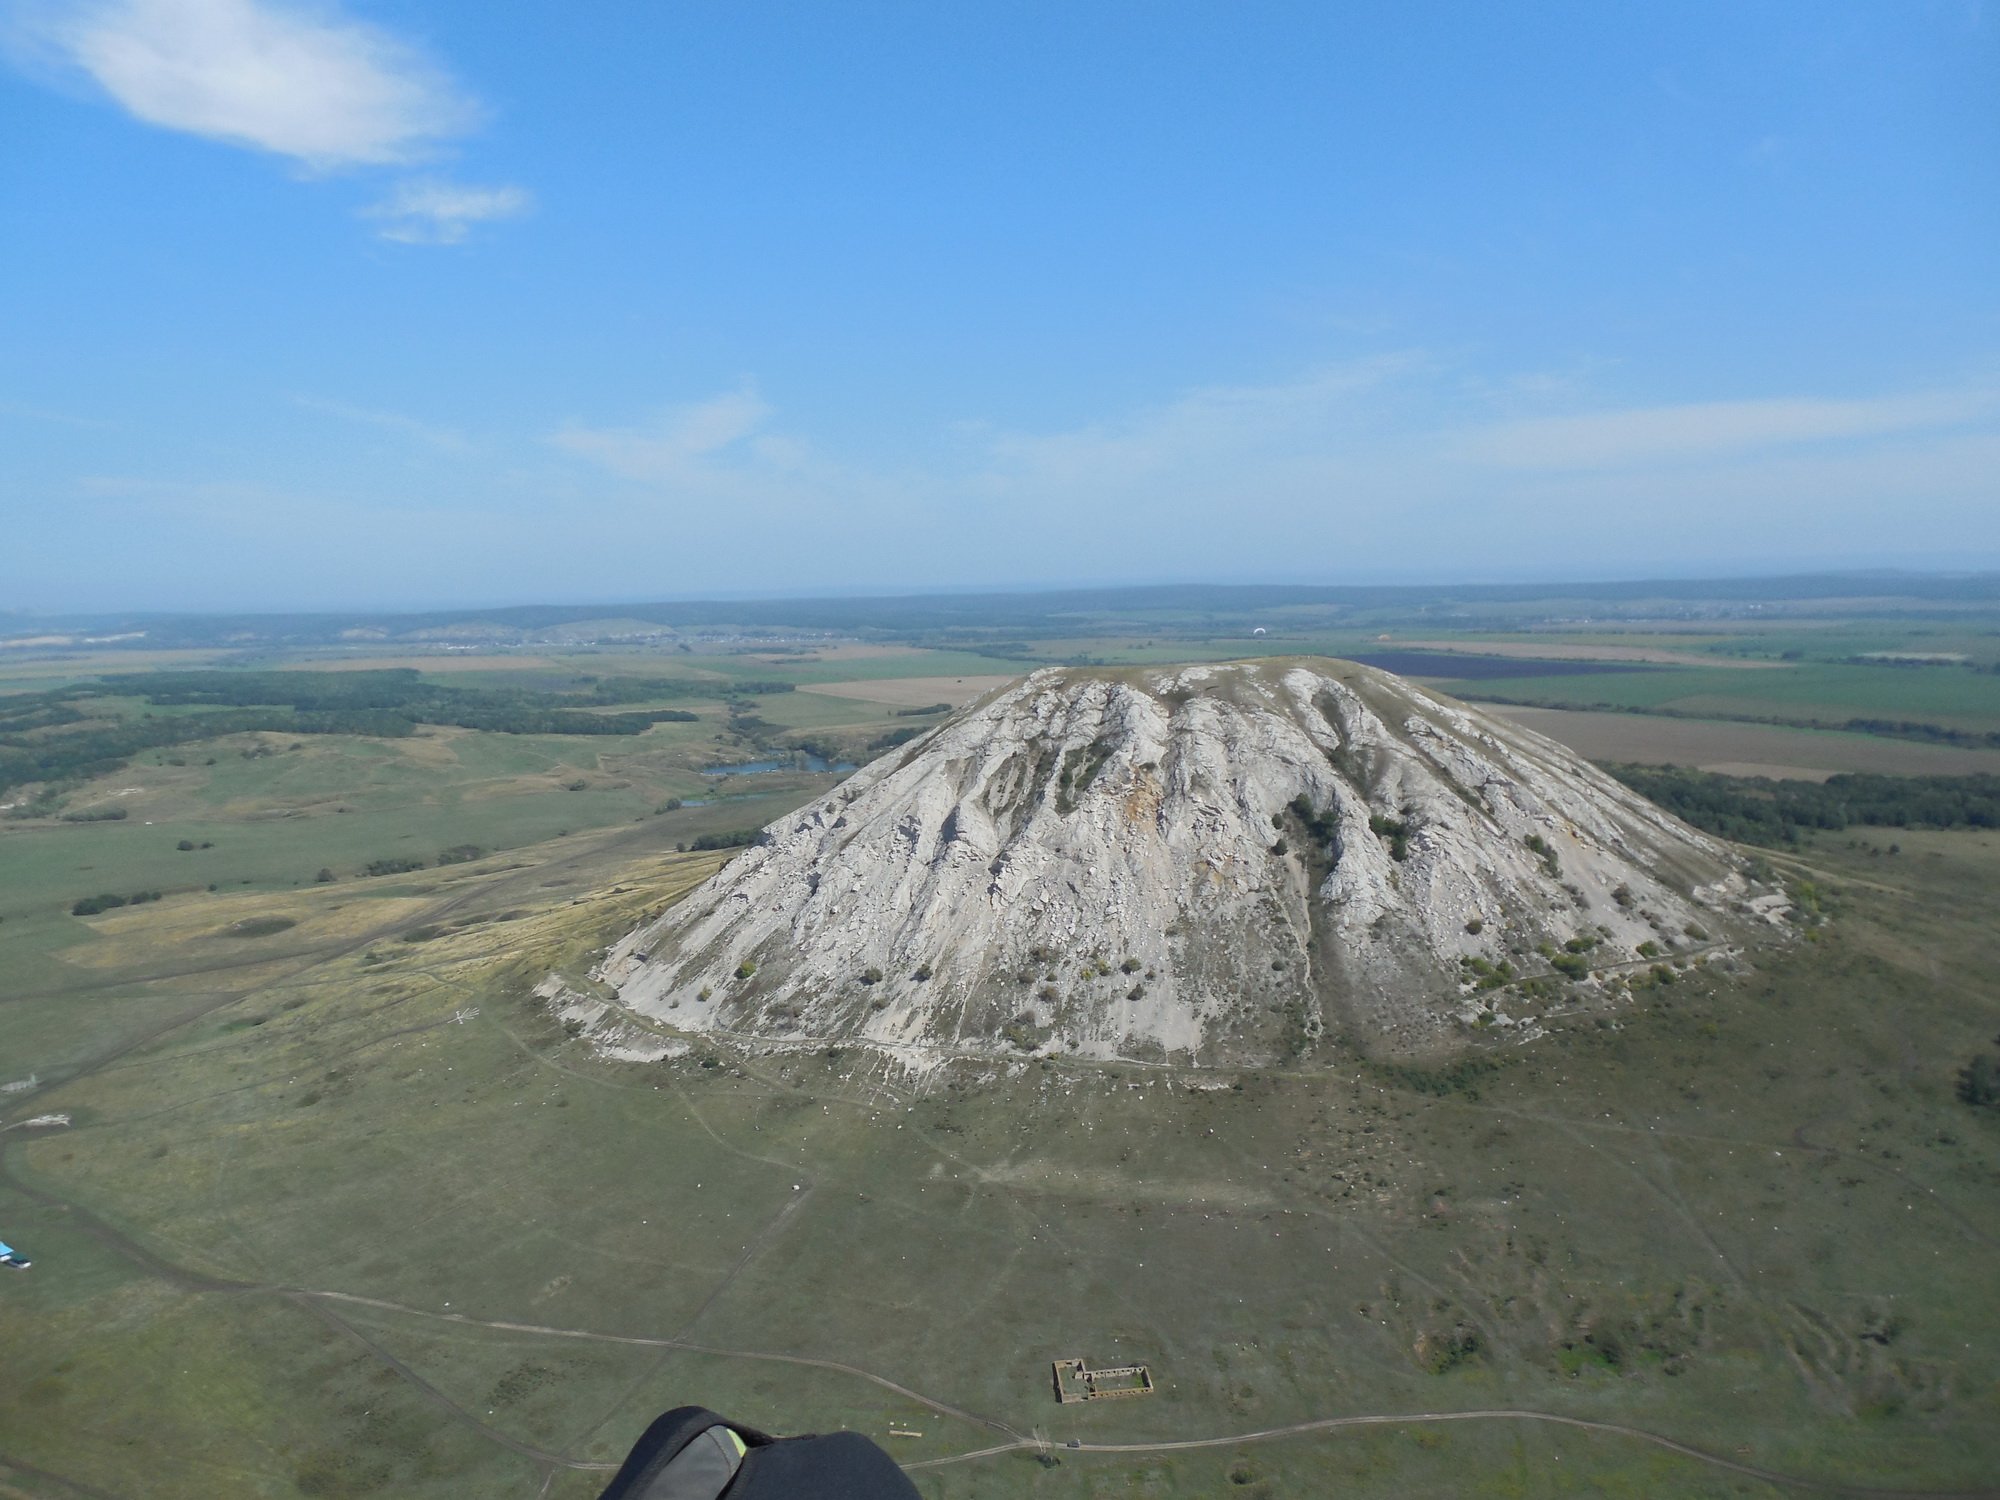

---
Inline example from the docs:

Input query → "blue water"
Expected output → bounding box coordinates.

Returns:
[705,753,857,777]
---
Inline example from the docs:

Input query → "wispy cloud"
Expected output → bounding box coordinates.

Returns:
[551,388,775,483]
[290,393,469,452]
[978,356,1428,490]
[29,0,478,169]
[46,363,2000,609]
[1467,388,2000,471]
[535,364,1999,593]
[553,363,1429,504]
[362,177,531,244]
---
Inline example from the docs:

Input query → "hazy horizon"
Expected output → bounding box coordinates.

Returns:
[9,561,2000,629]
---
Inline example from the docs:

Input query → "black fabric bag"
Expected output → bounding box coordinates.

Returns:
[597,1405,922,1500]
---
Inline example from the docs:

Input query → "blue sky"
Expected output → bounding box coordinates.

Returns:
[2,0,1995,611]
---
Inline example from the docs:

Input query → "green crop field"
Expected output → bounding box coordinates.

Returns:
[1479,706,2000,778]
[1436,661,2000,733]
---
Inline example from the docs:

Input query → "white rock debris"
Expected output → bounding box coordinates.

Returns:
[534,975,688,1063]
[0,1113,71,1131]
[596,660,1774,1066]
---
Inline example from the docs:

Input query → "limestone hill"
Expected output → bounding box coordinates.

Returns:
[595,660,1776,1066]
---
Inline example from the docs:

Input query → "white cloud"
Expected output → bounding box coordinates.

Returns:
[363,178,531,244]
[290,393,468,451]
[42,361,2000,610]
[534,366,2000,592]
[30,0,477,169]
[1468,389,2000,471]
[550,389,774,483]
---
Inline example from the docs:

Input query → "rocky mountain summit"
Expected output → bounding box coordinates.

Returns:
[595,659,1775,1067]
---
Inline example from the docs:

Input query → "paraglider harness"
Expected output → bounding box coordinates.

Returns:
[596,1406,921,1499]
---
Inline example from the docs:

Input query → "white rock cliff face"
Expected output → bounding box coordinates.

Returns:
[598,660,1761,1066]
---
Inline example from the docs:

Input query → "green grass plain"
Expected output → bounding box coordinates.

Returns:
[5,828,1998,1496]
[2,634,1999,1497]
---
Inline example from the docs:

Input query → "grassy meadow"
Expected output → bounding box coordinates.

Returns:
[4,817,1998,1497]
[2,622,1999,1496]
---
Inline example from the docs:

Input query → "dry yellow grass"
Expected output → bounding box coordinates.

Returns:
[389,727,467,766]
[0,648,227,686]
[60,889,442,969]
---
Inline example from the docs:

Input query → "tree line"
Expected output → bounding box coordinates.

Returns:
[1605,764,2000,846]
[101,669,710,734]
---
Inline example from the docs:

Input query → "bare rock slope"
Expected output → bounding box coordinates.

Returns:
[598,660,1768,1066]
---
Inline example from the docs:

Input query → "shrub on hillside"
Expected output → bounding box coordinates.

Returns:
[690,829,760,851]
[70,889,161,916]
[1959,1035,2000,1110]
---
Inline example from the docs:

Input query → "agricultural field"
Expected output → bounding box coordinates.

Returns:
[1483,706,2000,780]
[1439,661,2000,738]
[4,593,2000,1496]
